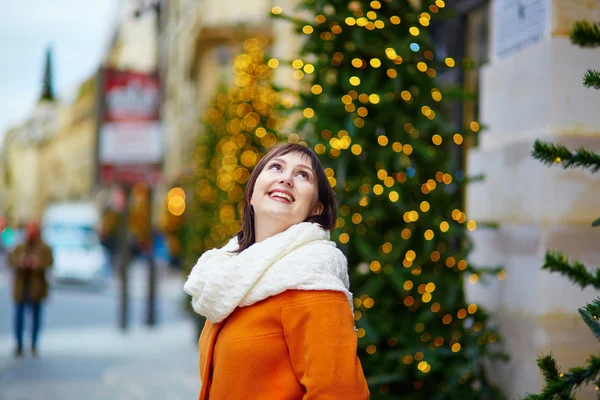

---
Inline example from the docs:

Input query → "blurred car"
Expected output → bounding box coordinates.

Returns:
[42,202,111,286]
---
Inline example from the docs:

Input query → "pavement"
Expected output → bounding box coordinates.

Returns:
[0,260,203,400]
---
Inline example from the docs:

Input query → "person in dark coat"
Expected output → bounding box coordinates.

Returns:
[8,221,53,357]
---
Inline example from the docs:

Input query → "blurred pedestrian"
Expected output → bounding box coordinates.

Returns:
[184,143,369,399]
[8,221,53,358]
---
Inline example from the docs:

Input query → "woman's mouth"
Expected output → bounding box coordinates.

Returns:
[268,191,295,203]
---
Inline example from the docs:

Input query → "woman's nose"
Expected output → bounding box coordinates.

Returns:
[279,173,293,186]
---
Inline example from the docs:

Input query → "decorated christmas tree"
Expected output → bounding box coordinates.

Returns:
[183,36,284,274]
[524,20,600,399]
[272,0,505,397]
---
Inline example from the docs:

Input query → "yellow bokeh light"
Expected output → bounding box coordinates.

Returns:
[445,57,455,67]
[431,302,441,312]
[267,58,279,68]
[351,144,362,155]
[303,64,315,74]
[440,221,449,232]
[470,121,480,132]
[303,108,315,118]
[370,0,381,9]
[453,134,463,145]
[366,345,376,354]
[373,184,384,195]
[469,274,479,284]
[405,250,416,261]
[345,17,356,26]
[385,47,397,59]
[271,6,283,14]
[378,135,388,146]
[315,15,326,23]
[401,228,412,239]
[409,27,420,36]
[436,0,446,7]
[357,328,366,338]
[292,59,304,69]
[302,25,314,34]
[389,191,399,202]
[390,16,401,24]
[404,280,413,290]
[339,233,350,243]
[420,201,430,212]
[314,143,326,154]
[417,62,427,72]
[357,107,368,117]
[401,90,412,101]
[467,220,477,231]
[403,144,413,155]
[349,76,361,86]
[392,142,402,152]
[369,94,380,104]
[370,261,381,273]
[387,69,397,78]
[367,11,377,20]
[352,58,363,68]
[167,187,185,201]
[424,230,434,240]
[451,343,461,353]
[432,134,442,145]
[352,213,363,224]
[311,84,323,95]
[468,304,478,314]
[370,58,382,68]
[498,270,507,280]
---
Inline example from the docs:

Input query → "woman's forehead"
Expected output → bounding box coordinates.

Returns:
[274,151,313,167]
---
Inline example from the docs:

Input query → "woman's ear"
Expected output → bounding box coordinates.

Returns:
[311,202,324,216]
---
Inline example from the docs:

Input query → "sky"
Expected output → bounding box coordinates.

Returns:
[0,0,118,145]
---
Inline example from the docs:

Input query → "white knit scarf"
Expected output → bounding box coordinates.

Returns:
[183,222,353,324]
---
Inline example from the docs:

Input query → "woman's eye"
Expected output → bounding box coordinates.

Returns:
[297,171,309,179]
[269,163,281,170]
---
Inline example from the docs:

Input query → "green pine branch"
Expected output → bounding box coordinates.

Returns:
[583,69,600,90]
[580,298,600,340]
[532,140,600,173]
[523,354,600,399]
[570,21,600,48]
[542,251,600,290]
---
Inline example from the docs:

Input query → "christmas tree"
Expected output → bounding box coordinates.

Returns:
[183,36,284,278]
[272,0,505,397]
[523,20,600,400]
[40,46,55,101]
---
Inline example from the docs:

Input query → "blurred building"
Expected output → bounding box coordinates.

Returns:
[37,77,97,211]
[1,99,59,225]
[466,0,600,398]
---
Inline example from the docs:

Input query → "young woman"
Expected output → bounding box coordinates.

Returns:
[184,143,369,399]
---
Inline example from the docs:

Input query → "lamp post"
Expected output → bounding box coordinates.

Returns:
[133,0,162,328]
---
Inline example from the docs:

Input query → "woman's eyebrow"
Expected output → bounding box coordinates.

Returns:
[272,158,314,173]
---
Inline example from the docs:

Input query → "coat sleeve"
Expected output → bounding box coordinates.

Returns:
[7,245,23,269]
[281,291,370,400]
[38,244,53,269]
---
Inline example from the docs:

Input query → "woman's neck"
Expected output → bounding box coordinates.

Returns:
[254,221,289,243]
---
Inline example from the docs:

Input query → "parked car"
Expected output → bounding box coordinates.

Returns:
[42,202,111,286]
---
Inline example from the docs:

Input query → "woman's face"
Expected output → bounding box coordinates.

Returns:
[250,152,322,232]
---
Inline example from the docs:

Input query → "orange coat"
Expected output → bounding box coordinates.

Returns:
[198,290,369,400]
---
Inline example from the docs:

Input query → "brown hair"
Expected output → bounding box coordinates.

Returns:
[235,143,337,252]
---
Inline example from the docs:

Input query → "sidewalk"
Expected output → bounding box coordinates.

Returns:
[0,320,201,400]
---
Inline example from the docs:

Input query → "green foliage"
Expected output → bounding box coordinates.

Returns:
[275,0,504,397]
[526,19,600,399]
[532,140,600,173]
[570,21,600,48]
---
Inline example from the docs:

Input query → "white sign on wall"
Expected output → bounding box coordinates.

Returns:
[492,0,549,59]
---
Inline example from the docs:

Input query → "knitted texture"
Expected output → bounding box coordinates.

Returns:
[183,222,353,323]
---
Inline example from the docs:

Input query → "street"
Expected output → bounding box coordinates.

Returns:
[0,258,201,400]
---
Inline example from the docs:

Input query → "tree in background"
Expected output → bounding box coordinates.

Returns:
[40,47,55,101]
[182,36,284,276]
[524,20,600,399]
[273,0,505,397]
